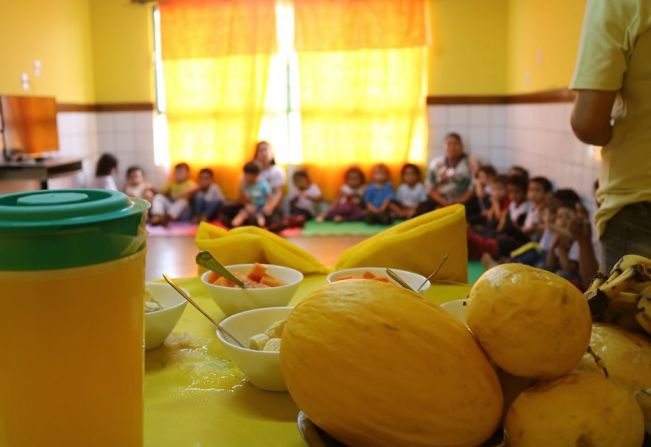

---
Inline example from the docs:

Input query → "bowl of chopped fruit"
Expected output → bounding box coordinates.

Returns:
[327,267,431,293]
[201,263,303,317]
[144,281,188,350]
[216,306,292,392]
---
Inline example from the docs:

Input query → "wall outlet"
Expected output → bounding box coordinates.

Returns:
[536,48,543,66]
[34,59,42,77]
[20,73,30,91]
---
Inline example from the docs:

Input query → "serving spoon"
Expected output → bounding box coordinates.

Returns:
[196,251,247,289]
[162,274,246,348]
[386,253,451,293]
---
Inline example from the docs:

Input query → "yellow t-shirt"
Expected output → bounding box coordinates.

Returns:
[163,179,197,200]
[571,0,651,238]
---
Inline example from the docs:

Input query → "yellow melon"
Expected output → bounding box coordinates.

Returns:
[280,280,503,447]
[505,372,645,447]
[578,323,651,393]
[466,264,591,379]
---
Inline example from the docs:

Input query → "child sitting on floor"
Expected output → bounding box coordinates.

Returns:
[522,176,553,239]
[232,162,272,228]
[192,168,224,223]
[390,163,427,219]
[478,174,510,233]
[92,153,119,191]
[150,162,197,226]
[123,166,154,202]
[320,166,366,222]
[364,164,394,225]
[499,174,532,233]
[287,169,322,227]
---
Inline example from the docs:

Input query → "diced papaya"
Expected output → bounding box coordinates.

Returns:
[260,274,284,287]
[362,271,376,279]
[247,263,267,282]
[206,271,221,284]
[214,276,234,287]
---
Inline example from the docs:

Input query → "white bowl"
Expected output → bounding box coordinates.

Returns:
[217,306,293,392]
[144,282,188,350]
[327,267,431,293]
[201,264,303,316]
[441,299,468,326]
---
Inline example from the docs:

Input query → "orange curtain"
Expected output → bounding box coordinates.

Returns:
[294,0,428,199]
[160,0,276,198]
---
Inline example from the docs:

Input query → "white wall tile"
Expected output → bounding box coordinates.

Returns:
[470,105,491,125]
[133,112,154,132]
[96,113,115,133]
[448,106,469,126]
[114,112,135,132]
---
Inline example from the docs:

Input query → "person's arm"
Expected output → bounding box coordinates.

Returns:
[456,186,474,204]
[428,190,450,206]
[571,90,617,145]
[263,185,284,215]
[547,235,560,271]
[239,184,250,204]
[556,245,577,273]
[570,0,633,144]
[305,185,322,202]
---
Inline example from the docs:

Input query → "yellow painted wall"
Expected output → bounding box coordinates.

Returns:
[89,0,154,103]
[0,0,95,103]
[507,0,586,94]
[428,0,509,96]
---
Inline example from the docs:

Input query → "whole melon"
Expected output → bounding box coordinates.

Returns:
[466,264,591,379]
[578,323,651,393]
[280,280,503,447]
[504,372,645,447]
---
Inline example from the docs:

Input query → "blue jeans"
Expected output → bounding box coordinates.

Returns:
[192,196,222,220]
[601,202,651,272]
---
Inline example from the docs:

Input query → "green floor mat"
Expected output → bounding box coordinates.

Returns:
[301,220,396,237]
[467,260,484,284]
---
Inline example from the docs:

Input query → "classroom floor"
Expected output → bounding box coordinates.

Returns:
[145,235,366,280]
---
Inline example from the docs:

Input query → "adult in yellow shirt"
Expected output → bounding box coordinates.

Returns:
[571,0,651,271]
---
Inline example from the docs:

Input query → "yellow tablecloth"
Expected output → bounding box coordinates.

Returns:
[145,275,471,447]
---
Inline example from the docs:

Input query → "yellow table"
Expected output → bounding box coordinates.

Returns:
[145,275,471,447]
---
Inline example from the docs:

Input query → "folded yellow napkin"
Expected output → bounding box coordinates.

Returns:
[335,205,468,283]
[194,223,330,275]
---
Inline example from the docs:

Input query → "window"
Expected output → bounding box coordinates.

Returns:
[152,1,301,166]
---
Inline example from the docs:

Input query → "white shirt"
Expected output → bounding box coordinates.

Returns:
[396,183,427,207]
[509,200,533,227]
[289,183,321,215]
[92,175,118,191]
[259,165,286,189]
[523,206,540,234]
[195,184,224,203]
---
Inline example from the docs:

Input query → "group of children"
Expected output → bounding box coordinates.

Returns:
[92,144,598,290]
[466,164,599,290]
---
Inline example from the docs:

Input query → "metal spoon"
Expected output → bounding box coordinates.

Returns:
[162,274,246,348]
[416,253,450,292]
[196,251,247,289]
[386,268,416,292]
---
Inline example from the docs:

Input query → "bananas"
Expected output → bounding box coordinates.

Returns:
[611,254,651,277]
[586,257,651,337]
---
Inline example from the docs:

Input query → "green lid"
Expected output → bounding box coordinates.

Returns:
[0,189,150,271]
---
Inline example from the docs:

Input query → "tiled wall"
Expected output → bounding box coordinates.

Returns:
[53,110,163,190]
[96,111,166,188]
[427,103,601,211]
